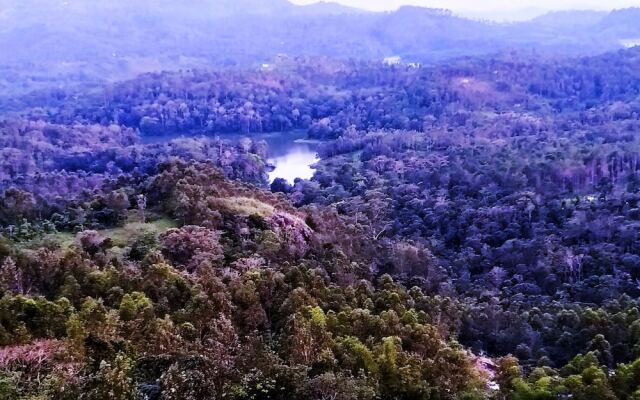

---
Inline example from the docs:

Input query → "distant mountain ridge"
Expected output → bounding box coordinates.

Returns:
[0,0,639,96]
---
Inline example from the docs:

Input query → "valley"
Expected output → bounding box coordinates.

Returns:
[1,1,640,399]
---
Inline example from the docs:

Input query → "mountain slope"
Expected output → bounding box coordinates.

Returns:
[0,1,639,96]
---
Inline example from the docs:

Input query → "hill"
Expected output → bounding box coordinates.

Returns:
[0,1,639,96]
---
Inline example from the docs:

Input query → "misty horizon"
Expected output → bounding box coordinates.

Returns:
[1,0,639,101]
[290,0,640,20]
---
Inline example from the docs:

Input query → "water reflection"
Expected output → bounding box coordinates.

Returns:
[141,130,319,184]
[236,130,319,184]
[268,143,318,184]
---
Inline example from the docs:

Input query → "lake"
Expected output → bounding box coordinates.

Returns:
[141,130,319,184]
[261,131,319,184]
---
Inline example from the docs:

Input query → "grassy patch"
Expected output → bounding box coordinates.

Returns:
[214,197,276,218]
[18,231,76,251]
[102,218,178,248]
[18,218,178,251]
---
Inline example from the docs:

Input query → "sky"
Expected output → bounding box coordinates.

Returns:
[290,0,640,20]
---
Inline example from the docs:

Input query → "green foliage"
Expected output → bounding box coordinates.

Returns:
[0,295,71,344]
[65,313,86,359]
[511,378,555,400]
[119,292,153,322]
[297,372,377,400]
[6,51,640,400]
[612,358,640,399]
[338,336,379,375]
[502,353,640,400]
[83,353,136,400]
[0,371,19,400]
[310,306,327,329]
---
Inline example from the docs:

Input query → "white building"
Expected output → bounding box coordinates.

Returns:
[383,56,402,65]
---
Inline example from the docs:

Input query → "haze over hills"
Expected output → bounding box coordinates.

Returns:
[0,0,639,96]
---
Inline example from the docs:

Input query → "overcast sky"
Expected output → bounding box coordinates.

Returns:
[290,0,640,20]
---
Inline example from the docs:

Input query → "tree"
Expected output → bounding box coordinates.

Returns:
[65,313,86,360]
[76,231,112,257]
[612,358,640,399]
[83,353,136,400]
[160,226,224,271]
[271,178,292,194]
[0,258,22,295]
[119,292,153,322]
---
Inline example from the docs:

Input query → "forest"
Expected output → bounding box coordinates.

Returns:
[1,46,640,399]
